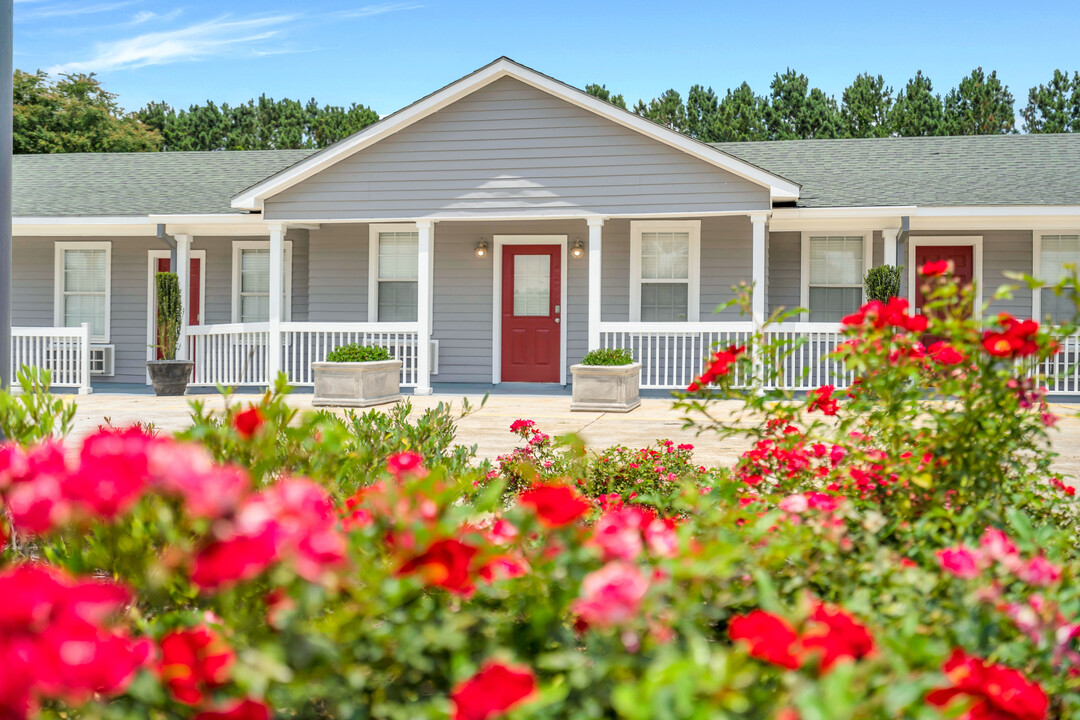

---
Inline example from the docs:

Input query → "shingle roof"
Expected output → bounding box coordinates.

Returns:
[13,134,1080,217]
[14,150,315,217]
[712,134,1080,209]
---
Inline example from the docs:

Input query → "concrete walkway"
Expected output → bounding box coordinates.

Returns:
[51,390,1080,478]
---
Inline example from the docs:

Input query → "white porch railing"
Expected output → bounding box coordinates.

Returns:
[186,323,271,388]
[762,322,854,392]
[599,321,755,389]
[10,324,92,394]
[1037,334,1080,395]
[281,322,420,388]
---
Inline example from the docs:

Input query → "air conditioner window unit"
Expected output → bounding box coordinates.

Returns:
[89,345,115,376]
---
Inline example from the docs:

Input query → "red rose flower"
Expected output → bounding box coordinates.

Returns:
[509,419,535,433]
[920,259,952,277]
[927,649,1047,720]
[799,603,875,671]
[982,315,1041,359]
[936,546,984,579]
[728,610,801,670]
[232,406,264,439]
[194,699,271,720]
[518,483,591,527]
[157,626,235,706]
[386,451,426,479]
[808,385,839,416]
[450,661,537,720]
[398,538,480,596]
[571,561,650,629]
[928,341,965,366]
[191,527,281,590]
[688,344,745,391]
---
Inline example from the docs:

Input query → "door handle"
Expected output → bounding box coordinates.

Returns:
[555,318,561,324]
[554,305,561,314]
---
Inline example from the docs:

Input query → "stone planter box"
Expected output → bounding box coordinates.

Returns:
[570,362,641,413]
[147,360,193,396]
[312,360,402,408]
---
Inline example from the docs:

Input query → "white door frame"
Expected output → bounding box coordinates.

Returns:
[492,235,568,386]
[907,236,983,316]
[147,250,207,379]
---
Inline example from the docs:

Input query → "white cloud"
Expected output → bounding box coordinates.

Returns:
[46,14,297,73]
[129,8,183,25]
[18,1,138,20]
[334,3,423,19]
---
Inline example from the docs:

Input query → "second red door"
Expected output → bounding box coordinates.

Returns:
[501,245,560,383]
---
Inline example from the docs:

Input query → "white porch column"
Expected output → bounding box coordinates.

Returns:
[175,234,191,359]
[883,227,900,267]
[750,213,768,327]
[587,217,604,351]
[415,220,433,396]
[268,223,285,381]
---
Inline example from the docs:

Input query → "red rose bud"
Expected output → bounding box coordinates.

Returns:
[232,406,265,439]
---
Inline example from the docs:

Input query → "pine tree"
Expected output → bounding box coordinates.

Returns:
[634,89,687,132]
[1022,69,1080,133]
[889,71,945,136]
[584,83,627,109]
[685,85,721,141]
[943,67,1016,135]
[841,73,893,138]
[765,69,841,140]
[715,83,769,142]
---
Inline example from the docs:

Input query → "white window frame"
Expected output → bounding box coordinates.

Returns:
[629,220,701,322]
[231,240,293,323]
[905,235,983,319]
[1033,230,1079,322]
[800,231,873,322]
[54,241,112,343]
[368,223,433,324]
[147,249,207,369]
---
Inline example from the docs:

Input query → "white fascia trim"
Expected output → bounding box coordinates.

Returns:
[772,206,918,220]
[231,58,800,211]
[914,206,1080,218]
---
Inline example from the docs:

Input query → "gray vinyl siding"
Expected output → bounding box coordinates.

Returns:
[265,77,770,221]
[11,238,53,326]
[600,220,631,322]
[768,232,802,315]
[872,231,883,267]
[308,225,368,321]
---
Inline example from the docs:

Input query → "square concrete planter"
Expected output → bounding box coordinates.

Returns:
[312,360,402,408]
[570,362,641,413]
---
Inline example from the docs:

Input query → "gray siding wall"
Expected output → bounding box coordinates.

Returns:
[265,77,771,221]
[768,231,801,315]
[12,233,308,387]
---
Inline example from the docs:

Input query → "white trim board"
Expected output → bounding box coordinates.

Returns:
[799,232,873,322]
[231,240,294,323]
[230,57,800,211]
[54,241,112,343]
[491,235,569,386]
[629,219,701,323]
[906,236,984,316]
[146,249,207,383]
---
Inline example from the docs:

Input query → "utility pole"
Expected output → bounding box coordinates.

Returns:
[0,0,11,391]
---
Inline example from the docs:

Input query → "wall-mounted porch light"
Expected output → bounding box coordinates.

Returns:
[571,238,585,259]
[475,238,489,258]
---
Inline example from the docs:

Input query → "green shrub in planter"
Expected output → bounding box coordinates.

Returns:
[325,343,392,363]
[864,264,902,303]
[580,347,634,366]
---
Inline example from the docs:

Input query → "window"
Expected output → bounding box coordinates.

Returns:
[54,242,111,342]
[1040,233,1080,324]
[231,241,293,323]
[803,234,868,322]
[369,226,419,322]
[630,221,700,322]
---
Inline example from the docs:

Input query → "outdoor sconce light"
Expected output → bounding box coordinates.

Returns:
[475,238,489,258]
[571,238,585,259]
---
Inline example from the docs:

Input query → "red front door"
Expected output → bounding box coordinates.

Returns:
[914,245,974,313]
[501,245,561,382]
[155,257,201,360]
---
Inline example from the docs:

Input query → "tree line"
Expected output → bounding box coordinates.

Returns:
[13,66,1080,154]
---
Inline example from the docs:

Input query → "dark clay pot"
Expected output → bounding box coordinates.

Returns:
[147,360,193,396]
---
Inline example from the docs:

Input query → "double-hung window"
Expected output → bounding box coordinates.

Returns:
[231,241,292,323]
[630,221,701,322]
[1040,233,1080,324]
[55,242,111,342]
[369,226,419,322]
[803,234,868,322]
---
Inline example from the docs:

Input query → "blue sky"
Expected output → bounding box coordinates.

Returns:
[13,0,1080,116]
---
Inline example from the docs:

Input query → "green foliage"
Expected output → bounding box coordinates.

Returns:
[634,88,688,132]
[1022,69,1080,133]
[863,264,902,303]
[584,83,627,109]
[0,367,75,442]
[154,272,182,360]
[943,67,1016,135]
[324,343,393,363]
[580,347,635,366]
[715,82,770,141]
[841,73,893,138]
[765,68,842,140]
[13,70,161,153]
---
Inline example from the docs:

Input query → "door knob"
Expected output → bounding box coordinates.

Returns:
[555,318,561,323]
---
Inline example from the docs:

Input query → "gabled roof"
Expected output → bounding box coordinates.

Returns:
[14,150,315,217]
[714,134,1080,209]
[229,57,802,211]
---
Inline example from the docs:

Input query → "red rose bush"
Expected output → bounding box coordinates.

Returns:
[0,270,1078,719]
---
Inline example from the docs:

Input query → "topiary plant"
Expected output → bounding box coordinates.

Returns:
[864,264,902,303]
[580,348,635,366]
[154,271,182,360]
[325,343,393,363]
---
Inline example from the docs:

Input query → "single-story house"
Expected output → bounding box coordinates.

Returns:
[11,57,1080,395]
